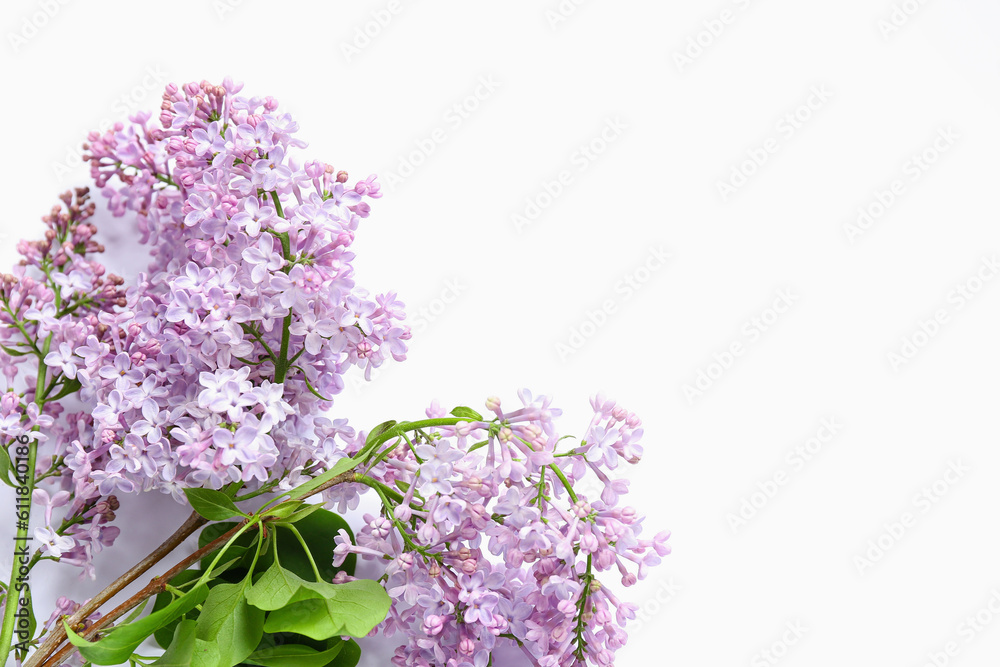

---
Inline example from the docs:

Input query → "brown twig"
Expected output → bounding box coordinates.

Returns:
[24,511,206,667]
[31,471,359,667]
[38,520,246,667]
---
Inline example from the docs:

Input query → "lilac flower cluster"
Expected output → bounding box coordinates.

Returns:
[0,80,671,667]
[3,80,408,577]
[0,189,129,576]
[330,391,671,666]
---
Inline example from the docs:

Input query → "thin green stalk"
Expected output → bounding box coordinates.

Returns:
[549,463,578,504]
[0,333,51,665]
[284,525,322,581]
[274,315,292,383]
[573,555,594,660]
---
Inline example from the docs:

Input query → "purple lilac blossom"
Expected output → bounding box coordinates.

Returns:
[328,391,671,666]
[0,79,670,666]
[0,79,405,581]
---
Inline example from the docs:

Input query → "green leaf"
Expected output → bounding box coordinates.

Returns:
[197,523,256,581]
[0,344,31,357]
[262,501,304,521]
[191,639,223,666]
[261,580,391,640]
[467,439,489,453]
[274,510,355,581]
[247,561,383,616]
[120,597,150,626]
[328,639,361,667]
[290,365,333,402]
[0,445,16,488]
[279,502,325,525]
[365,420,397,447]
[246,563,310,611]
[285,457,358,503]
[450,406,484,421]
[243,637,345,667]
[199,522,239,550]
[206,554,245,579]
[152,570,204,648]
[66,584,209,665]
[48,377,82,401]
[25,595,36,650]
[183,488,247,521]
[151,619,197,666]
[195,580,265,667]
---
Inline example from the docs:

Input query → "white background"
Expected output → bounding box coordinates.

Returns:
[2,1,1000,665]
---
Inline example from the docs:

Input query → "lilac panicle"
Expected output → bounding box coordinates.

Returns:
[0,79,670,667]
[1,79,406,578]
[328,390,671,666]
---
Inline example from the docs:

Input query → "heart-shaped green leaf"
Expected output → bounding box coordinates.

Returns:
[194,579,265,667]
[262,580,391,640]
[246,563,312,611]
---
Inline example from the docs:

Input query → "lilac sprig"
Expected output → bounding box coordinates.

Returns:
[326,391,670,666]
[55,78,405,551]
[0,188,128,660]
[3,79,408,638]
[0,80,670,667]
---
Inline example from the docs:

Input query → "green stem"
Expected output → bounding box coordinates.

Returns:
[274,315,292,383]
[368,481,425,556]
[1,310,41,357]
[573,555,594,660]
[550,463,578,504]
[239,323,276,360]
[266,196,294,384]
[0,337,50,665]
[352,474,404,504]
[269,192,284,220]
[364,418,474,467]
[285,525,322,581]
[232,476,285,503]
